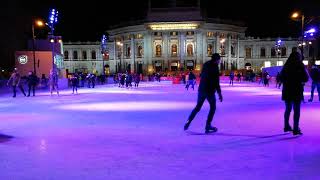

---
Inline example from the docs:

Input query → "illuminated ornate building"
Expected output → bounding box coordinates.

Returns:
[63,1,306,75]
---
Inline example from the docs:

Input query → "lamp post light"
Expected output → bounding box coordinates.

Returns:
[101,34,107,75]
[48,8,59,70]
[32,20,44,76]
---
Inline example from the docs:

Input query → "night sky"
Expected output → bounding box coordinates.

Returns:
[1,0,320,68]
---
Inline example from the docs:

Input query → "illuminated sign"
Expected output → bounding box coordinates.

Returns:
[149,23,199,30]
[18,55,28,64]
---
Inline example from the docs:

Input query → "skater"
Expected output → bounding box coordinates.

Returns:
[49,67,59,96]
[7,69,26,97]
[184,53,223,133]
[26,71,38,97]
[185,71,196,90]
[280,51,308,135]
[276,72,282,89]
[70,73,79,94]
[237,72,242,82]
[134,73,141,88]
[229,71,235,86]
[308,65,320,102]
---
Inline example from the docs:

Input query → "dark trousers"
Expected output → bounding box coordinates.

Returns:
[284,100,301,130]
[13,85,26,97]
[72,85,77,93]
[310,81,320,101]
[188,92,217,128]
[28,84,36,96]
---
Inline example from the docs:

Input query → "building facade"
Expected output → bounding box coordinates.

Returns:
[63,7,310,75]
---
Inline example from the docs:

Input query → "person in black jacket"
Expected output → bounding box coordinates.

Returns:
[184,53,223,133]
[185,71,196,90]
[280,51,309,135]
[26,71,38,97]
[308,65,320,102]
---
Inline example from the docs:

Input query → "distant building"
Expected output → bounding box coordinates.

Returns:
[63,1,317,75]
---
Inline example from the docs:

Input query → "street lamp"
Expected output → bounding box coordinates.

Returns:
[32,19,44,76]
[291,11,305,58]
[101,34,107,75]
[48,8,59,70]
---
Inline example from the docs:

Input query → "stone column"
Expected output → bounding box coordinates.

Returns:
[228,34,232,70]
[179,32,185,69]
[216,32,220,54]
[131,36,135,73]
[237,36,240,69]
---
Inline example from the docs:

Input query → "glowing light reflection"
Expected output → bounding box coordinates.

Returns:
[56,101,195,112]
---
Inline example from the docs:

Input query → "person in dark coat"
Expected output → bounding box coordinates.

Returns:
[7,69,26,97]
[70,73,79,94]
[280,51,309,135]
[308,65,320,102]
[184,53,223,133]
[26,71,38,96]
[185,71,196,90]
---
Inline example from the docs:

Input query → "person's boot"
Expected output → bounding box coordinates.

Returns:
[293,128,303,135]
[284,125,293,132]
[205,126,218,134]
[184,120,191,131]
[308,99,313,102]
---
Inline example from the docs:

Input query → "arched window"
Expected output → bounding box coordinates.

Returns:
[127,47,131,58]
[271,47,276,57]
[137,46,143,57]
[156,45,162,57]
[82,51,87,59]
[91,50,96,59]
[231,46,235,57]
[281,47,286,57]
[171,44,177,57]
[260,47,266,57]
[187,44,193,56]
[64,51,69,59]
[245,48,251,58]
[207,44,213,56]
[73,51,78,60]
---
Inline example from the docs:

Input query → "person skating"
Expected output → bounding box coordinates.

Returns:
[26,71,38,96]
[49,67,59,96]
[280,51,308,135]
[185,71,196,90]
[7,69,26,97]
[70,73,79,94]
[308,65,320,102]
[229,71,235,86]
[184,53,223,134]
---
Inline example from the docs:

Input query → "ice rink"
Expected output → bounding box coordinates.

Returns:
[0,80,319,180]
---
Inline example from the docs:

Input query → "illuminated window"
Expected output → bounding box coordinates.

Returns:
[315,60,320,65]
[82,51,87,59]
[186,31,194,36]
[137,46,143,57]
[91,50,96,59]
[171,44,177,57]
[73,51,78,59]
[245,48,251,58]
[64,51,69,59]
[264,61,271,67]
[207,44,213,56]
[170,32,178,36]
[136,34,143,39]
[260,47,266,57]
[156,45,162,57]
[277,61,283,66]
[207,32,214,37]
[187,44,193,56]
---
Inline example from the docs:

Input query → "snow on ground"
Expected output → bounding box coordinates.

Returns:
[0,80,319,180]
